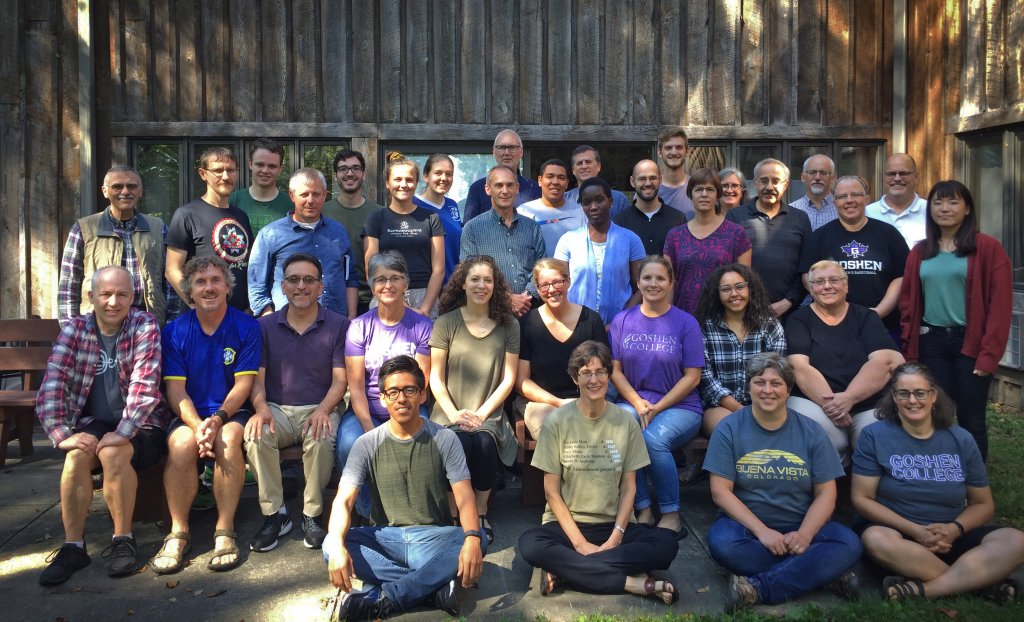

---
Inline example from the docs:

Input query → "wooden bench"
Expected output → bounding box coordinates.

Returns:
[0,319,60,467]
[513,411,545,508]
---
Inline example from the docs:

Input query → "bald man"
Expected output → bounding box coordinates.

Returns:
[613,159,687,256]
[866,153,927,248]
[37,266,169,584]
[248,167,359,319]
[462,129,541,222]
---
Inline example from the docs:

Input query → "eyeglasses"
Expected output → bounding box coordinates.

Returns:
[107,183,140,191]
[493,144,522,152]
[202,167,237,176]
[803,169,833,177]
[756,177,787,186]
[577,369,609,380]
[834,192,867,201]
[692,186,717,195]
[336,165,364,174]
[284,275,320,285]
[718,282,748,294]
[721,183,743,191]
[382,386,422,401]
[537,278,567,291]
[884,170,916,178]
[808,277,846,288]
[892,389,934,401]
[372,275,406,286]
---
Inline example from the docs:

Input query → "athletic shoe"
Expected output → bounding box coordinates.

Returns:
[244,466,257,486]
[39,543,91,586]
[337,586,394,621]
[250,512,293,552]
[191,487,215,511]
[302,514,327,549]
[101,535,138,577]
[725,574,760,612]
[200,465,214,488]
[431,579,460,617]
[827,570,860,601]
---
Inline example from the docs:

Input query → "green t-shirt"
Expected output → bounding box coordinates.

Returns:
[229,188,293,237]
[323,198,383,301]
[532,400,650,525]
[920,250,968,327]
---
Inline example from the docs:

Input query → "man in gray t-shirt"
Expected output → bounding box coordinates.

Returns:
[324,356,485,619]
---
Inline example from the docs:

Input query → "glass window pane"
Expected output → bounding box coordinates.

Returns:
[134,142,181,224]
[399,152,494,219]
[964,134,1004,239]
[787,144,830,203]
[838,145,882,198]
[688,145,729,176]
[738,144,781,200]
[301,143,347,198]
[526,144,651,199]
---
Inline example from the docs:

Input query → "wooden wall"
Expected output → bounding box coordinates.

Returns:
[3,0,898,318]
[907,0,1024,186]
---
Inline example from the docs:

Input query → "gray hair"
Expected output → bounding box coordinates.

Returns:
[367,250,409,282]
[180,256,235,306]
[753,158,790,182]
[89,265,136,300]
[289,167,326,190]
[802,155,836,174]
[102,165,142,187]
[747,352,795,392]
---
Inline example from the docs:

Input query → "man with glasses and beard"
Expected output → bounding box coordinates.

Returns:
[613,159,687,256]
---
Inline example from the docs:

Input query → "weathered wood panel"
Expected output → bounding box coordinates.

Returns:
[518,0,544,124]
[176,0,201,120]
[853,0,880,125]
[709,0,739,126]
[961,0,985,117]
[602,0,629,125]
[547,0,573,124]
[321,0,352,123]
[685,0,708,126]
[123,0,148,121]
[200,1,228,120]
[767,0,794,124]
[458,0,485,124]
[404,0,430,123]
[59,0,80,233]
[378,0,401,123]
[825,0,852,126]
[292,0,321,122]
[230,0,259,121]
[984,0,1005,112]
[109,0,125,119]
[796,0,824,124]
[1008,0,1024,108]
[490,1,515,124]
[575,0,600,125]
[431,0,458,124]
[261,0,289,121]
[151,0,174,121]
[739,0,765,125]
[659,1,684,124]
[630,0,655,125]
[350,0,376,122]
[0,1,25,316]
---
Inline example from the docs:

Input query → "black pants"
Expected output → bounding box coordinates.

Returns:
[919,326,993,460]
[455,430,500,491]
[518,521,678,594]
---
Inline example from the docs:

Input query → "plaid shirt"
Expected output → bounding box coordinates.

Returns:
[36,308,168,446]
[698,317,787,408]
[459,208,546,297]
[789,194,838,231]
[57,209,169,324]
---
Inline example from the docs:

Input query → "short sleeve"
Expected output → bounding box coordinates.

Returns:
[607,311,625,361]
[433,426,472,484]
[663,227,681,259]
[851,422,883,477]
[702,416,737,480]
[340,432,373,488]
[519,314,534,362]
[956,428,989,488]
[679,313,705,370]
[162,324,187,380]
[428,212,444,237]
[413,315,432,355]
[731,223,752,256]
[553,234,571,261]
[165,208,194,252]
[235,318,262,375]
[345,317,369,358]
[428,313,455,350]
[361,209,383,239]
[332,318,348,368]
[766,317,788,356]
[784,309,813,356]
[807,420,846,482]
[503,318,521,355]
[530,407,564,474]
[627,231,646,261]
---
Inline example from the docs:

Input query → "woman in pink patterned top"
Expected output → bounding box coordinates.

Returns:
[663,168,752,314]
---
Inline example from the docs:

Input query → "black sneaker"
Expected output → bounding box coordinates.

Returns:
[827,570,860,601]
[302,513,327,549]
[101,536,138,577]
[337,586,395,621]
[431,579,460,617]
[39,543,91,586]
[250,512,293,552]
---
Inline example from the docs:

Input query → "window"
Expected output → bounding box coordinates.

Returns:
[131,138,349,227]
[384,143,494,217]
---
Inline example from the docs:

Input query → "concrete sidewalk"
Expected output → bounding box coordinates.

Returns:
[1,431,879,621]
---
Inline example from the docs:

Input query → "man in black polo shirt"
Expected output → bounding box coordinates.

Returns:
[613,159,686,256]
[726,158,812,318]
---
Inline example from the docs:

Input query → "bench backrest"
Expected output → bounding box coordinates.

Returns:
[0,319,61,386]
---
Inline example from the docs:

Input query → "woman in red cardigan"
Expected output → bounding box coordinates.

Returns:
[899,180,1011,460]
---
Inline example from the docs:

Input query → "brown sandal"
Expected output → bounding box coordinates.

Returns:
[152,531,191,575]
[643,575,679,605]
[207,529,241,572]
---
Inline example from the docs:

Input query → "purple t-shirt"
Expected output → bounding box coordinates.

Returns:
[609,305,705,414]
[346,308,432,421]
[663,220,751,314]
[258,306,348,406]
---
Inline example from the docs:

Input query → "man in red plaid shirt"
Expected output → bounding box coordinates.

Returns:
[36,265,168,586]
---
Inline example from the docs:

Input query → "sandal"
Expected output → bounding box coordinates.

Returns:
[540,569,560,596]
[207,529,241,572]
[643,575,679,605]
[979,578,1023,605]
[882,575,924,601]
[152,531,191,575]
[479,515,494,545]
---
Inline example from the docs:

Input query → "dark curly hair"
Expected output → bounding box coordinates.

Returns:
[695,263,773,332]
[438,255,514,323]
[875,362,956,429]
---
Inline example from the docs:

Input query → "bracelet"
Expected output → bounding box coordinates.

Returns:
[952,520,965,537]
[463,529,483,541]
[614,524,626,535]
[212,409,229,423]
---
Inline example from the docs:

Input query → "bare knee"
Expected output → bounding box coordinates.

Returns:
[986,528,1024,562]
[861,525,903,558]
[98,443,135,473]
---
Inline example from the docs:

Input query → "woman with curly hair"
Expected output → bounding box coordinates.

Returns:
[363,152,445,317]
[696,264,786,436]
[852,363,1024,603]
[429,255,519,543]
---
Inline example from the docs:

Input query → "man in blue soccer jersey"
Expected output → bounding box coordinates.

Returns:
[154,256,262,574]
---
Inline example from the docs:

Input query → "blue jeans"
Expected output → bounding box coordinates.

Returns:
[617,403,701,513]
[324,525,487,611]
[335,409,429,517]
[707,517,862,605]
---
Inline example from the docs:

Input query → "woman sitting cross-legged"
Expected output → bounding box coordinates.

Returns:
[705,353,862,612]
[852,362,1024,604]
[517,340,680,604]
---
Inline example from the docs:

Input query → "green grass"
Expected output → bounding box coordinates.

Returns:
[526,407,1024,622]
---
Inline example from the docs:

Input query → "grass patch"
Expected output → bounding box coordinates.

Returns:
[987,405,1024,527]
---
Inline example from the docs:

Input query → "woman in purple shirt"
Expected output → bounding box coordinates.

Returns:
[663,168,752,314]
[609,255,704,537]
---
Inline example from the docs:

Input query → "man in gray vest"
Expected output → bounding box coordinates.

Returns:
[58,166,167,325]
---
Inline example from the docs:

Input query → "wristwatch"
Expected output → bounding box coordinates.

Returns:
[463,529,483,541]
[614,524,626,535]
[212,409,229,423]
